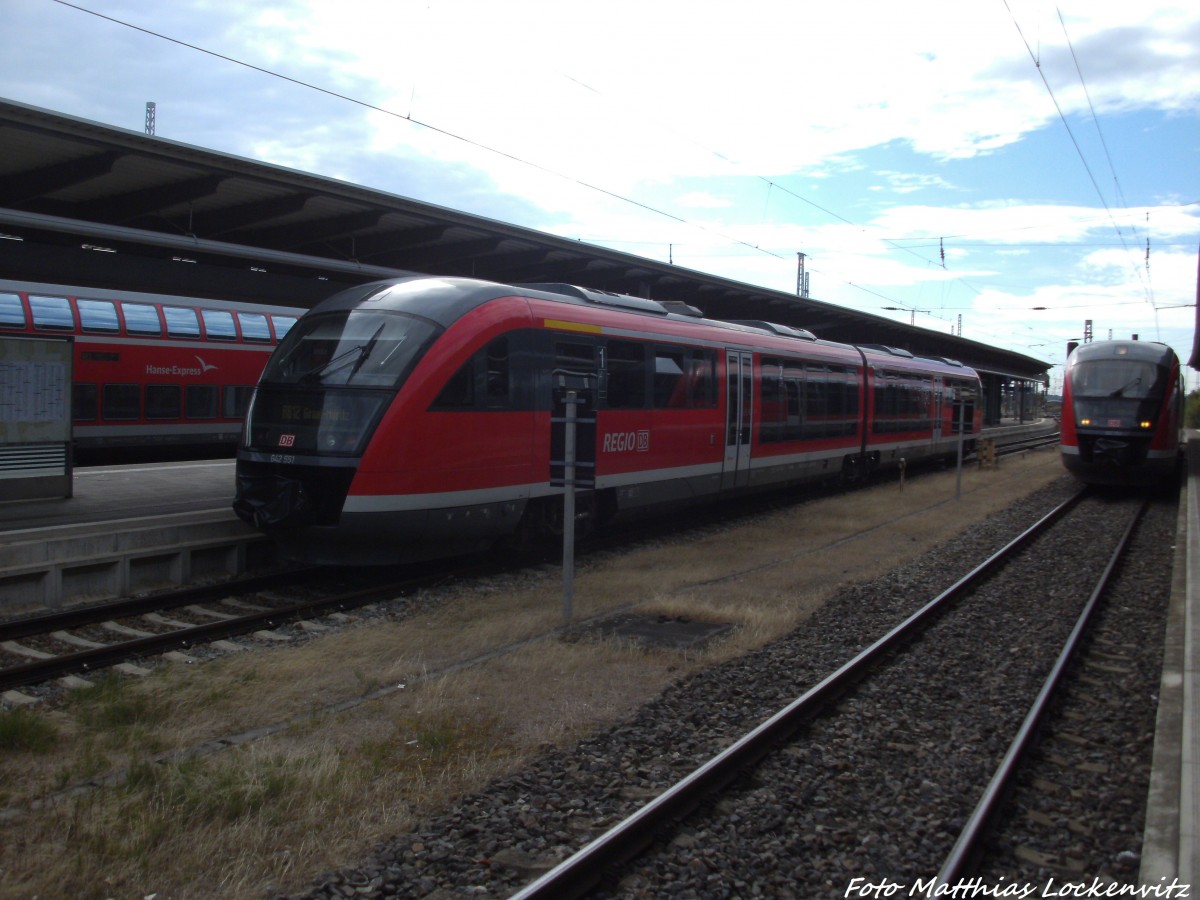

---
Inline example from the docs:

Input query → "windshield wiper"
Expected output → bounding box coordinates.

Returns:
[298,328,383,383]
[297,346,364,382]
[346,323,385,380]
[1109,376,1141,397]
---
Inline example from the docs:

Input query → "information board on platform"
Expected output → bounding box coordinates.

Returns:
[0,334,73,501]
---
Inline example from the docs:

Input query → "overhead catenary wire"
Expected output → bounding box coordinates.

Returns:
[40,0,1191,343]
[1057,6,1157,311]
[1002,0,1156,311]
[48,0,791,264]
[45,0,963,285]
[46,0,961,318]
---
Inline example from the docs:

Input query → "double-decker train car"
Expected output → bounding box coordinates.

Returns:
[0,279,303,456]
[233,276,982,565]
[1059,340,1184,485]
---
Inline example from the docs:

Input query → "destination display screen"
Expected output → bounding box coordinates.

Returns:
[245,386,389,456]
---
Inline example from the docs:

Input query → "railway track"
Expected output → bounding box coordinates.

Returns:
[496,488,1153,899]
[0,563,468,696]
[936,494,1146,883]
[996,431,1059,456]
[3,434,1061,699]
[5,453,1161,897]
[972,498,1171,882]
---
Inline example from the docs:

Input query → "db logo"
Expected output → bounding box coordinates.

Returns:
[602,430,650,453]
[278,434,296,448]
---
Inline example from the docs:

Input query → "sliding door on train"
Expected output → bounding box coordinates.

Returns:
[933,375,945,449]
[722,350,754,491]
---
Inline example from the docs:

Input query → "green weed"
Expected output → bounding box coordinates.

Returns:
[0,706,58,753]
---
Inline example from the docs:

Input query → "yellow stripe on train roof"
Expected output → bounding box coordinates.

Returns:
[542,318,603,334]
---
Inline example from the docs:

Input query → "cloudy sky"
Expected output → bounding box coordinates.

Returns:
[2,0,1198,391]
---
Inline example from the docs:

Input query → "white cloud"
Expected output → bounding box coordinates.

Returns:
[0,0,1195,369]
[676,192,735,209]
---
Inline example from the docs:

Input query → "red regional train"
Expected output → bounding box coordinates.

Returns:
[1059,340,1184,485]
[0,279,303,456]
[233,276,983,565]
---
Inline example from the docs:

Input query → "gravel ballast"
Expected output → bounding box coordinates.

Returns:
[293,478,1176,899]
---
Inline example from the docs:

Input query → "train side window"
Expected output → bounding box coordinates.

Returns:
[433,338,512,410]
[841,367,860,416]
[687,351,717,407]
[146,384,181,419]
[29,295,75,331]
[653,348,687,408]
[553,341,594,376]
[760,360,784,443]
[164,306,200,338]
[873,370,931,433]
[759,356,803,443]
[102,383,140,420]
[77,298,120,334]
[606,340,647,409]
[271,316,298,341]
[186,385,219,419]
[73,383,98,421]
[433,358,474,408]
[121,302,163,335]
[223,385,254,418]
[485,337,511,408]
[0,292,27,328]
[201,309,237,341]
[805,364,829,423]
[237,312,272,342]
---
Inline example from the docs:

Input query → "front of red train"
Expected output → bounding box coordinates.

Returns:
[1059,340,1182,485]
[233,276,519,563]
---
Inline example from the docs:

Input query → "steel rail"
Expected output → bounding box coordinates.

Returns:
[1,594,338,692]
[935,496,1148,884]
[0,568,318,642]
[508,488,1088,900]
[998,432,1060,453]
[0,565,462,692]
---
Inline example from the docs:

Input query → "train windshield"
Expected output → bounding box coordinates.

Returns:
[262,310,439,388]
[1070,360,1166,400]
[1069,359,1168,428]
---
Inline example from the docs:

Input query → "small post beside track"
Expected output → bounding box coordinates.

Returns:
[550,373,595,627]
[956,394,964,500]
[954,387,974,501]
[562,390,578,624]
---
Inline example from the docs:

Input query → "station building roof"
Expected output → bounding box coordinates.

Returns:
[0,97,1048,382]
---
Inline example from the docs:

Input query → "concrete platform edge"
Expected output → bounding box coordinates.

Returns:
[1140,433,1198,887]
[0,515,275,611]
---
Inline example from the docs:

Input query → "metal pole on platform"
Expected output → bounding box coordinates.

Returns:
[562,391,577,624]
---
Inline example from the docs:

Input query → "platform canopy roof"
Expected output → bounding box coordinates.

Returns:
[0,97,1048,381]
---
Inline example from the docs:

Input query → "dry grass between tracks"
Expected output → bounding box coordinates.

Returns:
[0,449,1066,899]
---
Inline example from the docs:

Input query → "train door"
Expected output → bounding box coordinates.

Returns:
[722,351,753,491]
[932,375,945,447]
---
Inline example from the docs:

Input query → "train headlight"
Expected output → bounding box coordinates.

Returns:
[1080,418,1091,426]
[1140,420,1153,429]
